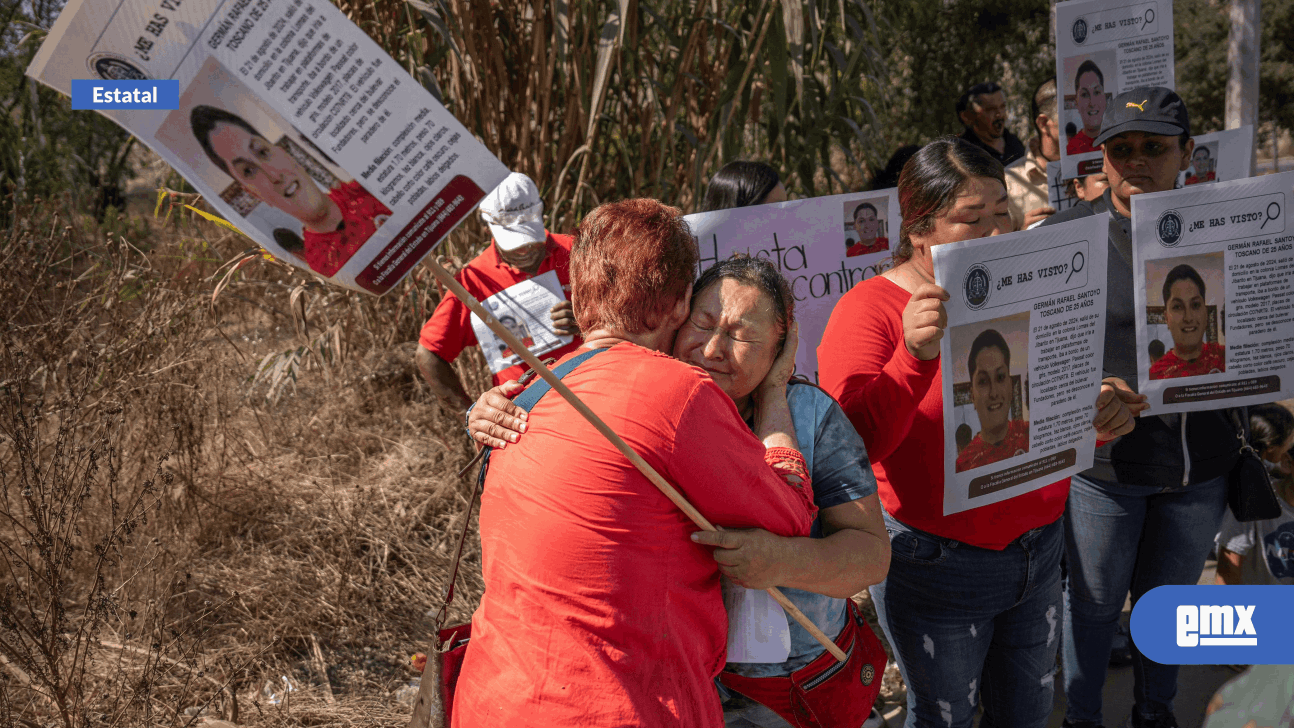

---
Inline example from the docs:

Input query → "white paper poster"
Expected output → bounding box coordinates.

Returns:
[1055,0,1175,180]
[682,190,900,382]
[469,270,573,375]
[1046,127,1256,213]
[28,0,508,295]
[722,579,791,664]
[1131,172,1294,414]
[932,217,1109,515]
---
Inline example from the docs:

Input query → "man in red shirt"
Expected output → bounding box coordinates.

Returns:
[451,199,816,727]
[415,173,582,410]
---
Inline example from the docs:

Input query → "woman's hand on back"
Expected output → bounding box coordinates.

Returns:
[903,283,949,361]
[467,381,529,449]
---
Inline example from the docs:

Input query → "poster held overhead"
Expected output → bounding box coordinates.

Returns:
[27,0,510,295]
[683,189,900,383]
[1131,172,1294,414]
[1054,0,1175,181]
[932,217,1109,515]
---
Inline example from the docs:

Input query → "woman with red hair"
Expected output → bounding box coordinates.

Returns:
[450,199,817,727]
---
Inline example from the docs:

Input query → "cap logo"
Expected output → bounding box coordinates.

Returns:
[1127,99,1148,112]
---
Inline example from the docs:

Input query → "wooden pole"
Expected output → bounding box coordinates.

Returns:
[423,260,847,663]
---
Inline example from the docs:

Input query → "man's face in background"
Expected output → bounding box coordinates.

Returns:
[967,91,1008,141]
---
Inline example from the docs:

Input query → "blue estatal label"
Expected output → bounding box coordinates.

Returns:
[1131,585,1294,665]
[70,80,179,110]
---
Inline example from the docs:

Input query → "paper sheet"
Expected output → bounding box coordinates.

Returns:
[1131,172,1294,414]
[27,0,508,294]
[933,217,1110,515]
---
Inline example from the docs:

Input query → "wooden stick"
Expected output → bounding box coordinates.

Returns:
[309,633,335,704]
[423,261,847,663]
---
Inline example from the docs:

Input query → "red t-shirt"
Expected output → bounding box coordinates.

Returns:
[419,232,582,385]
[303,180,392,277]
[1149,342,1226,380]
[847,237,890,258]
[956,419,1030,473]
[817,276,1067,549]
[451,343,816,727]
[1066,129,1101,155]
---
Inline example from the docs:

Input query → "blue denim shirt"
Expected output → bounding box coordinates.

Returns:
[727,381,878,677]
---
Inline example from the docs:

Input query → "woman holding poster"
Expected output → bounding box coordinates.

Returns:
[819,138,1138,728]
[1040,87,1243,728]
[1148,264,1226,380]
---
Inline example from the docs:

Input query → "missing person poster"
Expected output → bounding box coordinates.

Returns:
[469,270,573,375]
[932,217,1109,515]
[28,0,509,295]
[1131,171,1294,414]
[1046,127,1255,214]
[1055,0,1175,180]
[683,190,900,382]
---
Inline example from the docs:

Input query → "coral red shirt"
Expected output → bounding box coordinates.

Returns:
[419,232,582,385]
[1149,342,1226,380]
[302,180,392,277]
[847,237,889,258]
[1066,129,1101,155]
[817,276,1067,550]
[452,343,816,728]
[956,419,1031,473]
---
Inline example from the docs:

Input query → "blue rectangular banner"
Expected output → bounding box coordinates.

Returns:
[70,79,178,110]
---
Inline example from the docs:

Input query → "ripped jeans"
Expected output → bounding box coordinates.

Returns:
[871,511,1063,728]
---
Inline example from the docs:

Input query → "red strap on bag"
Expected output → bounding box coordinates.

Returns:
[718,599,887,728]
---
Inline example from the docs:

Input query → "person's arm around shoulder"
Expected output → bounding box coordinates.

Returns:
[693,392,890,596]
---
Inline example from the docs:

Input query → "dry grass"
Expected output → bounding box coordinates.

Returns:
[0,191,498,727]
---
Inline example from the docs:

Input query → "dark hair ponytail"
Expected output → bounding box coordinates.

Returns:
[701,161,781,212]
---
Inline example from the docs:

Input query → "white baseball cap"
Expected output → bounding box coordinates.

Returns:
[479,172,546,251]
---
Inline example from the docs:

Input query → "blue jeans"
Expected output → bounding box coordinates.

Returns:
[871,511,1063,728]
[1061,473,1228,724]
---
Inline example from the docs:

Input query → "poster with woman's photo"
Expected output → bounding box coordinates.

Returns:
[1055,0,1175,180]
[28,0,508,295]
[932,216,1109,515]
[1132,172,1294,414]
[684,189,900,383]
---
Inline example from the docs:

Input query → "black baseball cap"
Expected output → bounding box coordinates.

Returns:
[1093,86,1190,147]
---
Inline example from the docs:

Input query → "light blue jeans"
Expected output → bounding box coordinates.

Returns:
[1061,473,1229,724]
[871,511,1063,728]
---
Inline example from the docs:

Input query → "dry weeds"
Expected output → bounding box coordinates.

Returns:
[1,192,496,727]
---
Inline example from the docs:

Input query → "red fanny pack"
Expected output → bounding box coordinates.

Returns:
[718,599,887,728]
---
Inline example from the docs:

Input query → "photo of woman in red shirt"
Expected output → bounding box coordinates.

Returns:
[190,105,391,278]
[1149,263,1226,380]
[955,328,1030,472]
